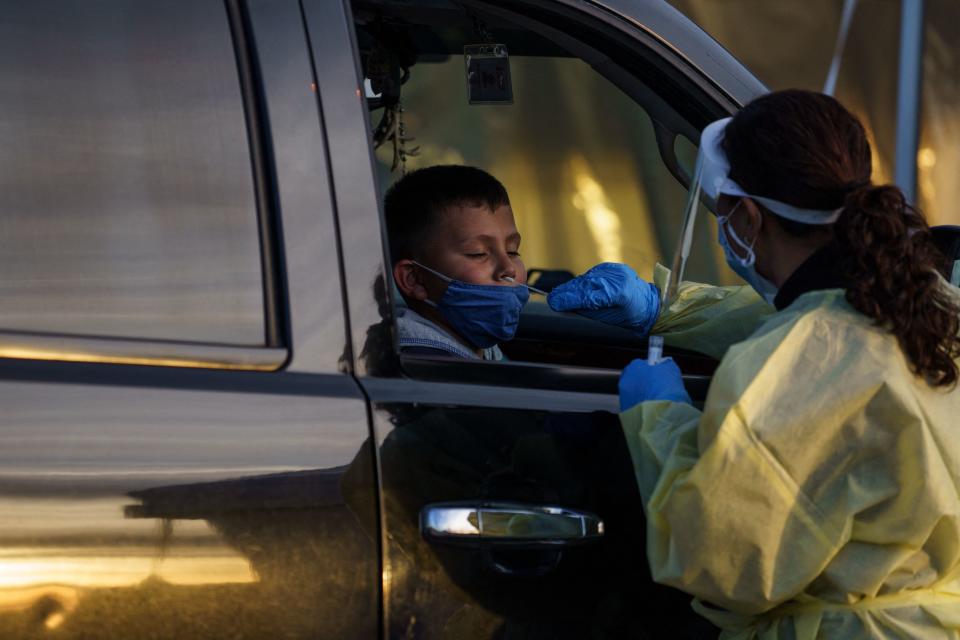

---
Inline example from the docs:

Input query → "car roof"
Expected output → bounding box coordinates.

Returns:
[584,0,767,106]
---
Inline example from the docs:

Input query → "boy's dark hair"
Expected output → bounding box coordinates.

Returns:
[383,165,510,262]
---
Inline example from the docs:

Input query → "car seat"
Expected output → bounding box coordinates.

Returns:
[931,225,960,285]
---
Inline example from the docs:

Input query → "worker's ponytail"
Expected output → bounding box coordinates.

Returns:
[723,89,960,388]
[835,185,960,387]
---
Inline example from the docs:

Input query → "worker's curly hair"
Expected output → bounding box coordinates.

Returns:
[724,89,960,387]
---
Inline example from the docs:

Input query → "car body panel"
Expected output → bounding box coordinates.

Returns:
[0,1,378,637]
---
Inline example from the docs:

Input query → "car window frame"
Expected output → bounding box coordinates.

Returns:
[316,0,755,389]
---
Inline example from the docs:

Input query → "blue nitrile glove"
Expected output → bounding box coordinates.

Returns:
[547,263,661,336]
[619,357,691,412]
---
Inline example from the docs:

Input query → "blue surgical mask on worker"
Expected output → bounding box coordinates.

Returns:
[716,201,779,304]
[411,261,530,348]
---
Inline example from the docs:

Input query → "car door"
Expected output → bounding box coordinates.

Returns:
[307,0,764,637]
[0,2,377,638]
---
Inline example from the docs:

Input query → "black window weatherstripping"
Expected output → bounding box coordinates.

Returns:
[226,0,289,352]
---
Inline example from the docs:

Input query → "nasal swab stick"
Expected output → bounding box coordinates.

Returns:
[501,276,548,296]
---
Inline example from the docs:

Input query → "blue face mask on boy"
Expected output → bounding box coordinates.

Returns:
[411,261,530,349]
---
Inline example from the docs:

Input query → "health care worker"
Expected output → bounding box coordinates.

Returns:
[614,90,960,638]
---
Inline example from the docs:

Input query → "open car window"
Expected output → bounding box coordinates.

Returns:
[355,0,744,372]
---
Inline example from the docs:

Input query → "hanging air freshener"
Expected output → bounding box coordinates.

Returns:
[464,44,513,104]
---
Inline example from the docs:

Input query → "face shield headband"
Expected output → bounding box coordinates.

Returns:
[699,117,844,224]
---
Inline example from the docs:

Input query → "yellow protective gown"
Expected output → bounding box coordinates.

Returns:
[650,264,774,360]
[621,287,960,639]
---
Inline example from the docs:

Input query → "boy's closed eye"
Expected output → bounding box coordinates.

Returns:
[463,250,521,258]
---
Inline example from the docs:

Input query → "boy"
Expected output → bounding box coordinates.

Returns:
[385,165,529,360]
[385,164,768,363]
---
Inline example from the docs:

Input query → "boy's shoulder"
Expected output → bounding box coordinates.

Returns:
[395,307,503,361]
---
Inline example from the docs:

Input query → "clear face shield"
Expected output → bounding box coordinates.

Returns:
[662,118,844,303]
[663,118,731,303]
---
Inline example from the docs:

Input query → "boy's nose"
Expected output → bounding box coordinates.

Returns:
[495,254,517,283]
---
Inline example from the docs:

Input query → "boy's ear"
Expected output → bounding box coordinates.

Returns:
[393,259,430,301]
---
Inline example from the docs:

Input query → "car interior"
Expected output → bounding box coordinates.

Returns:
[352,0,739,392]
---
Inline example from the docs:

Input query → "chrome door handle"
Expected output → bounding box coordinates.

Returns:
[421,502,604,547]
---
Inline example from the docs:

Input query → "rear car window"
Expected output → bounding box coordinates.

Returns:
[0,0,265,345]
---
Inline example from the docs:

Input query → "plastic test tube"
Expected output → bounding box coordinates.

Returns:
[646,335,664,365]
